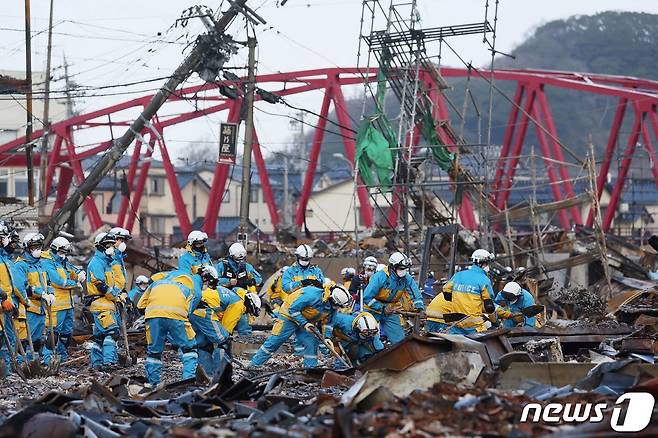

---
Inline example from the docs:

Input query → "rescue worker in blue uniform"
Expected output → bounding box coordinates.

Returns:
[437,249,496,334]
[137,266,208,385]
[108,227,131,294]
[41,237,84,364]
[0,222,19,373]
[127,275,149,323]
[250,284,351,368]
[178,230,212,274]
[14,233,53,361]
[325,311,384,366]
[363,252,424,344]
[282,245,325,293]
[191,282,261,376]
[216,242,262,336]
[495,281,540,328]
[86,232,124,369]
[281,244,325,355]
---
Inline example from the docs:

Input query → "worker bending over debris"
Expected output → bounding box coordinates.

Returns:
[191,281,261,376]
[438,249,496,334]
[363,252,424,344]
[325,311,383,366]
[128,275,150,316]
[14,233,53,362]
[250,283,351,368]
[178,230,212,274]
[216,242,262,336]
[495,281,540,328]
[137,267,208,385]
[41,237,83,364]
[86,232,124,369]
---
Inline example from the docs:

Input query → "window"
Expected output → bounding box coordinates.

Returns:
[150,177,166,196]
[150,216,166,235]
[0,169,9,197]
[222,189,230,202]
[14,170,39,199]
[250,186,259,203]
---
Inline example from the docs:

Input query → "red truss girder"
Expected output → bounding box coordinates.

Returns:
[2,68,658,235]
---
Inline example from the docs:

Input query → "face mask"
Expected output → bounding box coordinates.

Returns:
[1,237,9,247]
[396,268,408,278]
[298,259,310,267]
[483,265,490,273]
[58,251,68,260]
[117,242,127,253]
[31,249,42,258]
[139,284,148,291]
[105,247,115,256]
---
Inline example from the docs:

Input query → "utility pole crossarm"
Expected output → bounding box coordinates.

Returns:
[43,0,249,242]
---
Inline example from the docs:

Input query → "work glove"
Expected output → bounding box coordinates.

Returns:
[304,322,317,333]
[511,314,525,324]
[77,271,86,283]
[301,279,322,288]
[1,298,14,313]
[41,293,55,307]
[117,292,128,305]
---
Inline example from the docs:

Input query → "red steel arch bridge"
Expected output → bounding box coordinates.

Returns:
[2,67,658,236]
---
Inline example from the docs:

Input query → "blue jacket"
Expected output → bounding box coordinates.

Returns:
[86,250,121,313]
[42,251,80,311]
[178,245,212,275]
[14,252,51,315]
[216,258,262,290]
[128,285,146,304]
[0,247,24,308]
[494,288,537,328]
[423,278,436,296]
[280,285,335,327]
[328,313,384,362]
[363,268,424,313]
[282,263,325,293]
[137,270,202,321]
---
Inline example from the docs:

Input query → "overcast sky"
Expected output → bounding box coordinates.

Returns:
[2,0,658,160]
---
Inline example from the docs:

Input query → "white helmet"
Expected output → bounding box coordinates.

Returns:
[94,232,117,248]
[135,275,150,285]
[502,281,522,302]
[471,249,494,265]
[198,264,219,288]
[109,227,132,240]
[363,256,378,270]
[229,242,247,261]
[51,236,72,254]
[341,267,356,278]
[187,230,208,246]
[244,292,262,316]
[353,312,379,339]
[295,244,313,267]
[388,252,411,269]
[329,285,351,308]
[23,232,45,249]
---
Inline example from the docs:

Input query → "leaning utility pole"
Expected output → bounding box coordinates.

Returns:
[39,0,55,216]
[238,36,257,240]
[24,0,35,207]
[43,0,249,242]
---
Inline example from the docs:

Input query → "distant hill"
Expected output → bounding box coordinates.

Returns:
[284,11,658,170]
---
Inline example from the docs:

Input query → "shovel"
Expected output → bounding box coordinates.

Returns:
[118,303,137,366]
[306,324,353,368]
[0,315,27,381]
[45,304,61,375]
[22,313,47,377]
[521,304,545,318]
[11,318,34,378]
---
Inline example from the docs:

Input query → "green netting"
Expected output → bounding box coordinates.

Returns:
[356,118,394,188]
